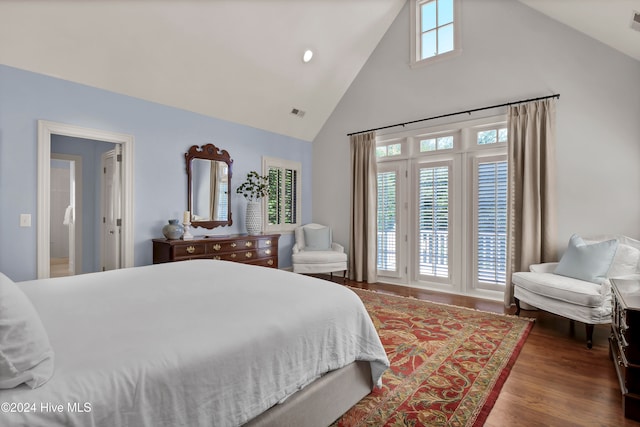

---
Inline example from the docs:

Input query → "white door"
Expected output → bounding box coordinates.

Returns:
[101,146,122,271]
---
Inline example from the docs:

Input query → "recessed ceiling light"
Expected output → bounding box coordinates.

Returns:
[302,49,313,63]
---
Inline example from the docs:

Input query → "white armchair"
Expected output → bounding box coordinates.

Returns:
[292,223,347,279]
[513,234,640,348]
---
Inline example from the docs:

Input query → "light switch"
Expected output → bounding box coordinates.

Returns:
[20,214,31,227]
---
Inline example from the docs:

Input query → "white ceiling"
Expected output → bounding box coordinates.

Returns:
[0,1,638,142]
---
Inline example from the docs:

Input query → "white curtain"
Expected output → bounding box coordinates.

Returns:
[349,132,378,283]
[504,98,558,307]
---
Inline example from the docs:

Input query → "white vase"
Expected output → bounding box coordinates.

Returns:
[245,201,262,235]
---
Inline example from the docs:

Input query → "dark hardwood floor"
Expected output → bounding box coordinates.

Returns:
[321,276,639,427]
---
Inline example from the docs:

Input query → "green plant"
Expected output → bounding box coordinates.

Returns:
[236,171,270,201]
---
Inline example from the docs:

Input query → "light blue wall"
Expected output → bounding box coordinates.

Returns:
[0,64,312,281]
[51,135,116,274]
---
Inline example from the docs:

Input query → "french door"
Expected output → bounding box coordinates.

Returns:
[375,117,508,298]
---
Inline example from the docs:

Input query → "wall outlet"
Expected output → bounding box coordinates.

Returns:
[20,214,31,227]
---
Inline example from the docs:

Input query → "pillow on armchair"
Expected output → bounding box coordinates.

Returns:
[303,227,332,251]
[554,234,618,283]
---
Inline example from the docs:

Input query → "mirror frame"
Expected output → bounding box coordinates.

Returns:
[186,143,233,229]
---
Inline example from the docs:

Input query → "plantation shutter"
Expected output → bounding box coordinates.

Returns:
[267,168,282,225]
[284,168,297,224]
[476,160,507,284]
[377,170,397,272]
[268,167,297,226]
[418,164,449,278]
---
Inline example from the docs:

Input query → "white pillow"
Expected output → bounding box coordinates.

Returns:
[0,272,54,389]
[554,234,618,284]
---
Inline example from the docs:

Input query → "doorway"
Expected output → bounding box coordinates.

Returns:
[37,120,134,279]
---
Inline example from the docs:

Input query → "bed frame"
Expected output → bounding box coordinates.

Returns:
[245,361,372,427]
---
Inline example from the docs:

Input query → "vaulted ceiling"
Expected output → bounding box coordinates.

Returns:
[0,1,637,142]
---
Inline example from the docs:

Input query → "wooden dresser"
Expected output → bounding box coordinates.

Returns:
[610,278,640,421]
[153,234,280,268]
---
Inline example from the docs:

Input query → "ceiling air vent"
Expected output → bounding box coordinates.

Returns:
[290,108,306,118]
[632,11,640,31]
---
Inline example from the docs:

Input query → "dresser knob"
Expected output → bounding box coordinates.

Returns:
[213,244,221,251]
[213,256,221,260]
[245,241,253,248]
[267,259,274,266]
[265,249,271,255]
[245,252,253,258]
[265,240,271,246]
[186,246,196,254]
[231,253,236,258]
[230,242,237,248]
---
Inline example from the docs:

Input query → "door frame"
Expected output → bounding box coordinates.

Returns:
[37,120,134,279]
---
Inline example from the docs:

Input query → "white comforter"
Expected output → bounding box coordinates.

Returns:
[0,260,389,427]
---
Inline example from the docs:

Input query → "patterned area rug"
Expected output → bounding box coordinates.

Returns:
[334,288,534,427]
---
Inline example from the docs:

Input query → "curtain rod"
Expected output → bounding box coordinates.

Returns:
[347,93,560,137]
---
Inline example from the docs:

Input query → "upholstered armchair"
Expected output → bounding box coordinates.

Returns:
[292,223,348,279]
[513,234,640,348]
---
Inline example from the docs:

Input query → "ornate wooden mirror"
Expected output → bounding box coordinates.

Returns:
[185,144,233,229]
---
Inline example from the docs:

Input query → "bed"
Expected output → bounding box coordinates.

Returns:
[0,260,389,427]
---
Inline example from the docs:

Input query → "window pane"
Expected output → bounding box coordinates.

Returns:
[418,165,449,278]
[438,23,454,54]
[377,171,397,271]
[437,136,453,149]
[476,161,507,285]
[420,138,436,152]
[477,129,497,145]
[421,30,437,59]
[498,128,508,142]
[388,143,402,156]
[421,1,436,32]
[438,0,454,25]
[376,146,387,158]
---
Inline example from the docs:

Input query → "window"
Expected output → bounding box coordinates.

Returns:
[376,141,403,158]
[411,0,460,66]
[477,126,507,145]
[262,157,301,232]
[375,116,508,298]
[419,135,454,152]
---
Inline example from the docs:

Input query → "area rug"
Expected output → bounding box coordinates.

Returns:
[333,288,534,427]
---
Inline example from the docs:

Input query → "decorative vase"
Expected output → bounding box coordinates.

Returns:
[162,219,184,240]
[245,201,262,235]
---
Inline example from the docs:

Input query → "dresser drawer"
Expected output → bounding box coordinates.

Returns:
[174,243,206,258]
[208,239,258,253]
[246,257,278,268]
[258,237,277,248]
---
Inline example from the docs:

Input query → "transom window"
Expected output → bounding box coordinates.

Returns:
[477,127,507,145]
[419,135,454,152]
[411,0,460,66]
[376,141,403,158]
